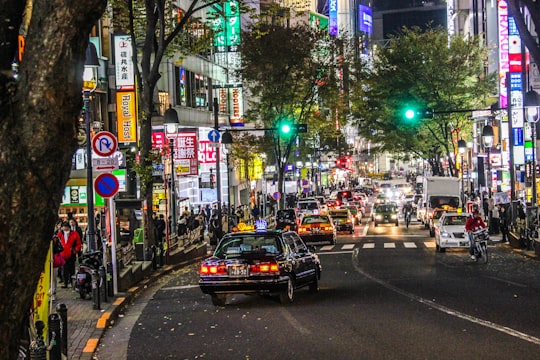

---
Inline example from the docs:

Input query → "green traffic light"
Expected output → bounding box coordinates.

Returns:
[405,109,415,120]
[281,124,291,134]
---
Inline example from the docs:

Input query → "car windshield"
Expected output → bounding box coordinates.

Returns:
[302,215,330,224]
[277,210,295,220]
[377,205,396,213]
[214,234,282,259]
[298,202,319,210]
[429,196,460,209]
[442,216,468,226]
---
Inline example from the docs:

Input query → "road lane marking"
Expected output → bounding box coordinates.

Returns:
[363,243,375,249]
[320,245,335,251]
[424,242,436,248]
[351,254,540,346]
[384,243,396,248]
[403,242,417,248]
[342,244,355,250]
[280,308,311,335]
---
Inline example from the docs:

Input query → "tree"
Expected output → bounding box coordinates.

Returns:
[238,15,349,204]
[351,27,496,177]
[0,0,107,357]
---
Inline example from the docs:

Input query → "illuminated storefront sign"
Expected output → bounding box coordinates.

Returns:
[116,91,137,143]
[329,0,338,36]
[358,5,372,35]
[114,35,135,91]
[498,0,509,109]
[509,15,524,165]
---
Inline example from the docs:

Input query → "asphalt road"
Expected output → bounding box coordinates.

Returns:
[96,216,540,360]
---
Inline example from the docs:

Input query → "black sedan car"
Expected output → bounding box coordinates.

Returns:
[199,225,321,306]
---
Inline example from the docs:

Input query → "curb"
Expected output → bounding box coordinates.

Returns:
[78,244,208,360]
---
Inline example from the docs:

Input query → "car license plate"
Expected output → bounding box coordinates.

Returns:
[311,227,320,233]
[77,274,86,280]
[228,265,248,277]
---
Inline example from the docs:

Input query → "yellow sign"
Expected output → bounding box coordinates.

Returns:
[116,91,138,143]
[33,245,51,336]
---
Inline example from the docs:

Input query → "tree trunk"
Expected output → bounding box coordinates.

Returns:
[0,1,106,358]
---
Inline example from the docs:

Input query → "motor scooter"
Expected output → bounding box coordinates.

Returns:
[75,251,102,300]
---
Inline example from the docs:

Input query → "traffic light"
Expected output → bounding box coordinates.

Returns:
[279,122,292,135]
[403,107,434,121]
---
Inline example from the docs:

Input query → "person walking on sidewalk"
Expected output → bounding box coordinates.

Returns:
[499,204,509,243]
[57,221,82,288]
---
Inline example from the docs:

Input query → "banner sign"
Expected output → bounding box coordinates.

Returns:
[114,35,135,90]
[116,91,138,143]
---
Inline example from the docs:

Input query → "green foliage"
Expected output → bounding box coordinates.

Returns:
[351,26,497,175]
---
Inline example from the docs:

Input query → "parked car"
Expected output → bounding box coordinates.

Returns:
[329,209,354,234]
[434,212,471,253]
[199,227,322,305]
[297,214,337,245]
[373,203,399,227]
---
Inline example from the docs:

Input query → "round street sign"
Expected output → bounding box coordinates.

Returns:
[273,192,281,201]
[92,131,118,157]
[208,129,220,143]
[94,173,119,198]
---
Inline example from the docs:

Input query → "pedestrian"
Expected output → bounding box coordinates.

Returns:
[499,205,509,243]
[69,218,84,254]
[51,233,64,301]
[154,214,166,243]
[251,204,260,221]
[177,215,187,235]
[490,203,500,235]
[57,221,82,288]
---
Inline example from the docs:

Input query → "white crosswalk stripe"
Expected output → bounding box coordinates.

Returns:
[316,241,436,251]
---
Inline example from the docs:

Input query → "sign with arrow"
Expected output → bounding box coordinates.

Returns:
[92,131,118,157]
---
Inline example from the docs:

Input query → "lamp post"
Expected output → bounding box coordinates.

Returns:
[482,124,494,199]
[222,130,233,232]
[83,43,99,251]
[458,139,467,208]
[164,105,179,244]
[213,98,223,237]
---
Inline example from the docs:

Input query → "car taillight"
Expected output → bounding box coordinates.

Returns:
[323,226,333,231]
[200,264,227,275]
[298,227,307,233]
[250,262,279,274]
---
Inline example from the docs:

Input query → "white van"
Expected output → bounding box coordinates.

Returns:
[296,199,322,218]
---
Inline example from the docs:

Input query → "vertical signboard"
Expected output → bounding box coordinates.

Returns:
[508,15,524,165]
[497,1,509,109]
[329,0,338,36]
[116,91,138,143]
[114,35,135,91]
[174,130,199,176]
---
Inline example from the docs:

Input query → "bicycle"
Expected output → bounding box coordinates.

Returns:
[470,228,489,264]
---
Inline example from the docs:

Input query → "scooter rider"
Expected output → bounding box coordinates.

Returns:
[465,209,486,260]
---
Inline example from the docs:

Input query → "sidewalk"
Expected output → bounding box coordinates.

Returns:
[52,254,207,359]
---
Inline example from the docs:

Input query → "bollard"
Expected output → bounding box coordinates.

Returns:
[159,242,164,266]
[92,270,101,310]
[150,245,157,270]
[107,262,114,297]
[99,265,108,303]
[48,313,62,360]
[29,320,46,360]
[56,303,68,357]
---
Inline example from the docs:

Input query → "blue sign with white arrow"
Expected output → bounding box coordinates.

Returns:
[208,129,220,143]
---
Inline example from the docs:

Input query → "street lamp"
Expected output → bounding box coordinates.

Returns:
[482,124,494,199]
[83,43,99,251]
[524,89,540,205]
[222,130,233,232]
[458,139,467,208]
[164,105,179,243]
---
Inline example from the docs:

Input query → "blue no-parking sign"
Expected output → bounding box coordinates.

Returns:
[94,173,119,198]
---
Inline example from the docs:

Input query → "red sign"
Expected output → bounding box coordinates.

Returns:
[173,131,198,176]
[199,140,217,164]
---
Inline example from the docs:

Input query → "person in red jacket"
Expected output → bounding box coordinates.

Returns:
[465,209,487,260]
[57,221,82,288]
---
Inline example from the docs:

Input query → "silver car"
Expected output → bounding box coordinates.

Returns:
[434,212,471,253]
